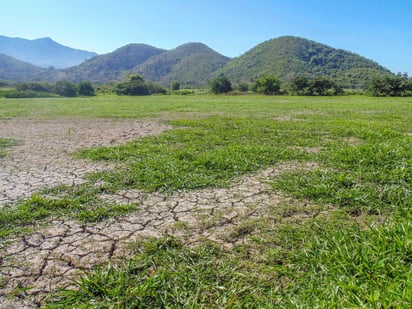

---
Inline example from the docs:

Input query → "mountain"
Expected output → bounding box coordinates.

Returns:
[217,36,392,88]
[0,35,393,89]
[0,35,97,69]
[133,42,230,87]
[57,44,166,83]
[0,53,46,81]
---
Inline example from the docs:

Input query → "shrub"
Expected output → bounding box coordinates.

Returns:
[3,90,57,98]
[369,76,412,97]
[170,81,181,91]
[252,75,282,95]
[116,75,166,96]
[237,82,250,92]
[77,81,95,96]
[209,76,232,94]
[54,81,77,97]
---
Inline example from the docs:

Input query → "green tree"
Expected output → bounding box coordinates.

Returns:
[16,82,51,93]
[288,76,310,95]
[54,81,77,97]
[115,74,166,96]
[171,81,181,91]
[116,74,149,96]
[386,76,403,96]
[147,81,167,95]
[238,82,250,92]
[209,76,232,94]
[77,81,95,96]
[308,76,342,96]
[252,75,282,95]
[402,79,412,96]
[369,77,390,96]
[368,76,409,97]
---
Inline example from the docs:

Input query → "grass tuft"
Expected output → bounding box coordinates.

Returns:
[0,138,18,158]
[47,214,412,308]
[0,186,136,238]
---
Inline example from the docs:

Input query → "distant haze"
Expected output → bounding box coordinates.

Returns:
[0,35,96,69]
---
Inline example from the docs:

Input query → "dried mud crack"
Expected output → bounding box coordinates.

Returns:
[0,118,171,205]
[0,117,318,308]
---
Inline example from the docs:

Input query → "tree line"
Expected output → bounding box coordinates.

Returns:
[209,75,343,96]
[0,75,168,98]
[0,81,95,98]
[368,74,412,97]
[209,74,412,97]
[2,73,411,98]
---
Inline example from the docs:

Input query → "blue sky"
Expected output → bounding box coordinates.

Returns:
[1,0,411,75]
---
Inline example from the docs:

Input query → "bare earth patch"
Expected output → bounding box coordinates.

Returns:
[0,118,171,206]
[0,117,319,308]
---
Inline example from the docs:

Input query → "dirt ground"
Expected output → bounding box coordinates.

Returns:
[0,118,316,308]
[0,118,171,205]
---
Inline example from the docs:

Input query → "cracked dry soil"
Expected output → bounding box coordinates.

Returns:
[0,118,315,308]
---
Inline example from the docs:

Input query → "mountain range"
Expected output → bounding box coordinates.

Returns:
[0,35,393,89]
[0,35,96,69]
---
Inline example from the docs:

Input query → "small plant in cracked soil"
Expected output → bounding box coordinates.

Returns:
[0,138,17,158]
[0,185,136,238]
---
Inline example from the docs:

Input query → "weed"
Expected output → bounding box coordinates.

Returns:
[47,212,412,308]
[0,185,136,238]
[0,138,18,158]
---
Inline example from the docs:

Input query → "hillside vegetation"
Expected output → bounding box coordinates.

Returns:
[218,36,392,88]
[56,44,166,83]
[0,53,46,81]
[134,43,230,87]
[0,35,395,89]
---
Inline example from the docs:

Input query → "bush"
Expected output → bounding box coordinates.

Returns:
[287,76,343,96]
[237,82,250,92]
[115,75,166,96]
[174,89,195,95]
[2,81,96,98]
[3,90,57,98]
[252,75,282,95]
[369,76,412,97]
[209,76,232,94]
[308,76,343,96]
[288,76,310,95]
[77,81,95,96]
[54,81,77,97]
[170,81,181,91]
[16,82,52,93]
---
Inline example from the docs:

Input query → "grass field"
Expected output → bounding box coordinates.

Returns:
[1,95,411,307]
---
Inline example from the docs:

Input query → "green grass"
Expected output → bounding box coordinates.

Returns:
[0,138,17,158]
[46,213,412,308]
[47,237,253,308]
[78,117,313,193]
[1,95,411,307]
[0,185,136,238]
[275,135,411,213]
[1,95,412,119]
[286,212,412,307]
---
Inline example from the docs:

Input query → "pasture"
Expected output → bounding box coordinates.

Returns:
[0,95,411,307]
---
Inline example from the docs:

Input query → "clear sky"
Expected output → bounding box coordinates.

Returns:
[1,0,411,75]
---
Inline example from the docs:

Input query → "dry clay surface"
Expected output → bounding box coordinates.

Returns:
[0,118,316,308]
[0,118,171,205]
